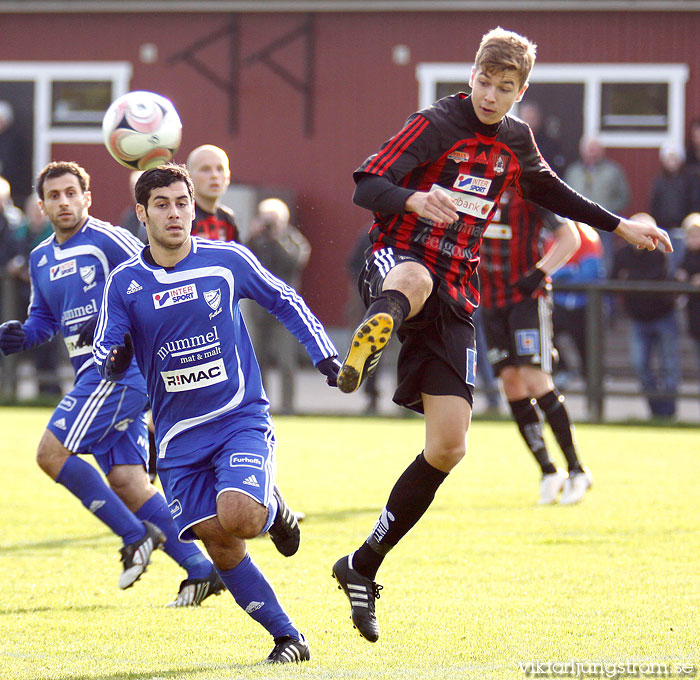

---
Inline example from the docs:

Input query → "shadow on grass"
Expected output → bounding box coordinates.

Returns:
[0,604,120,616]
[47,665,253,680]
[301,506,381,522]
[0,533,113,553]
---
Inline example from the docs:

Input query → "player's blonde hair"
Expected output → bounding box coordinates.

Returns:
[474,27,537,89]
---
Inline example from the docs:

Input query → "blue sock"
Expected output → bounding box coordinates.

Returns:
[56,456,144,545]
[135,493,212,579]
[217,554,299,640]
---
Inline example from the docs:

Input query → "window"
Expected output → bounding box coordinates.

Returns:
[416,62,689,150]
[51,80,114,127]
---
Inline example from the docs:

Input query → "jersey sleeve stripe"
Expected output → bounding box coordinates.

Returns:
[87,218,144,255]
[198,241,336,357]
[365,116,429,176]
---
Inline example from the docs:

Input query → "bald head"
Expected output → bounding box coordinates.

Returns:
[186,145,231,212]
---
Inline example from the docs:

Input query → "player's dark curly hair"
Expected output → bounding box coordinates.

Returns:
[134,162,194,209]
[36,161,90,200]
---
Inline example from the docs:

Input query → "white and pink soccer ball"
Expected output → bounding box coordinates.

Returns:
[102,91,182,170]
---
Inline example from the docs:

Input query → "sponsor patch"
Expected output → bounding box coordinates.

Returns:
[229,453,265,470]
[447,150,470,163]
[161,358,227,392]
[516,329,540,356]
[429,184,494,219]
[245,601,264,614]
[57,395,77,412]
[52,418,67,431]
[114,417,134,432]
[466,347,476,387]
[50,259,77,281]
[152,283,198,309]
[64,334,94,358]
[483,222,513,239]
[453,174,491,195]
[169,499,182,519]
[242,474,260,488]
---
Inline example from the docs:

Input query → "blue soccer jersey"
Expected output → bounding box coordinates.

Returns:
[93,238,337,463]
[23,216,146,389]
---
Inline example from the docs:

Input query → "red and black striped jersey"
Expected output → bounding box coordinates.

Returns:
[353,93,617,316]
[192,204,239,242]
[479,189,564,310]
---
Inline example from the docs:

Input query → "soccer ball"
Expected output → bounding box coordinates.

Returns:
[102,91,182,170]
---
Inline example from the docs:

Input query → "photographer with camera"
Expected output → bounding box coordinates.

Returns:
[246,198,311,414]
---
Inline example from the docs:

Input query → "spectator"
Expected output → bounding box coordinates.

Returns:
[550,223,605,387]
[6,196,63,395]
[187,144,239,242]
[246,198,311,414]
[117,170,147,242]
[0,176,24,318]
[611,213,680,418]
[0,102,29,205]
[684,117,700,172]
[517,100,567,175]
[565,136,631,272]
[675,212,700,389]
[650,141,700,270]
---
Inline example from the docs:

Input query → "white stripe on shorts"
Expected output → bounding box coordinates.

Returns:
[538,296,553,374]
[64,379,116,452]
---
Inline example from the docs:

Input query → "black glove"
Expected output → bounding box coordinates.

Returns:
[316,356,341,387]
[0,320,26,356]
[76,315,98,348]
[105,332,134,381]
[515,266,546,296]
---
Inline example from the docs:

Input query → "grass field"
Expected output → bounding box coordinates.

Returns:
[0,407,698,680]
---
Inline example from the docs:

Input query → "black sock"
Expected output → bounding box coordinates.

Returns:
[508,397,556,475]
[352,452,448,580]
[536,389,582,473]
[364,289,411,330]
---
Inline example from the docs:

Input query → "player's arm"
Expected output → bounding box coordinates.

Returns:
[92,274,134,381]
[233,245,340,382]
[1,259,60,355]
[515,217,581,296]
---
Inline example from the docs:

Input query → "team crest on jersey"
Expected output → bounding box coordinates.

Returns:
[492,154,508,175]
[447,150,470,163]
[50,259,77,281]
[204,288,222,319]
[38,254,48,267]
[80,265,96,291]
[152,283,198,309]
[453,174,491,195]
[516,329,540,357]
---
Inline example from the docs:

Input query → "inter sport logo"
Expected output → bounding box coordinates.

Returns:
[152,284,198,309]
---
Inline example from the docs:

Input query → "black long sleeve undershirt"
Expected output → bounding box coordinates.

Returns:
[353,172,621,233]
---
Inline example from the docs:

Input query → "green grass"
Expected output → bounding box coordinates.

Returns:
[0,407,698,680]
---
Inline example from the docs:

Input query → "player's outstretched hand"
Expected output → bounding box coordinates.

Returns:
[614,217,673,253]
[316,356,341,387]
[515,266,546,296]
[76,315,98,347]
[105,332,134,381]
[0,320,25,356]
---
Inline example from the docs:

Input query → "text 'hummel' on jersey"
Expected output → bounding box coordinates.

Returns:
[161,358,228,392]
[157,326,220,361]
[152,284,198,309]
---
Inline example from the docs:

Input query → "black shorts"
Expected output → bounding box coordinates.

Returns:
[359,248,476,414]
[481,294,556,376]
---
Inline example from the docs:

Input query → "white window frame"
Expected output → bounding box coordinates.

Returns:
[416,62,689,151]
[0,61,131,177]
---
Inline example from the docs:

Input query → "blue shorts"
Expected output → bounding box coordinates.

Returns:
[158,416,276,542]
[47,374,150,476]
